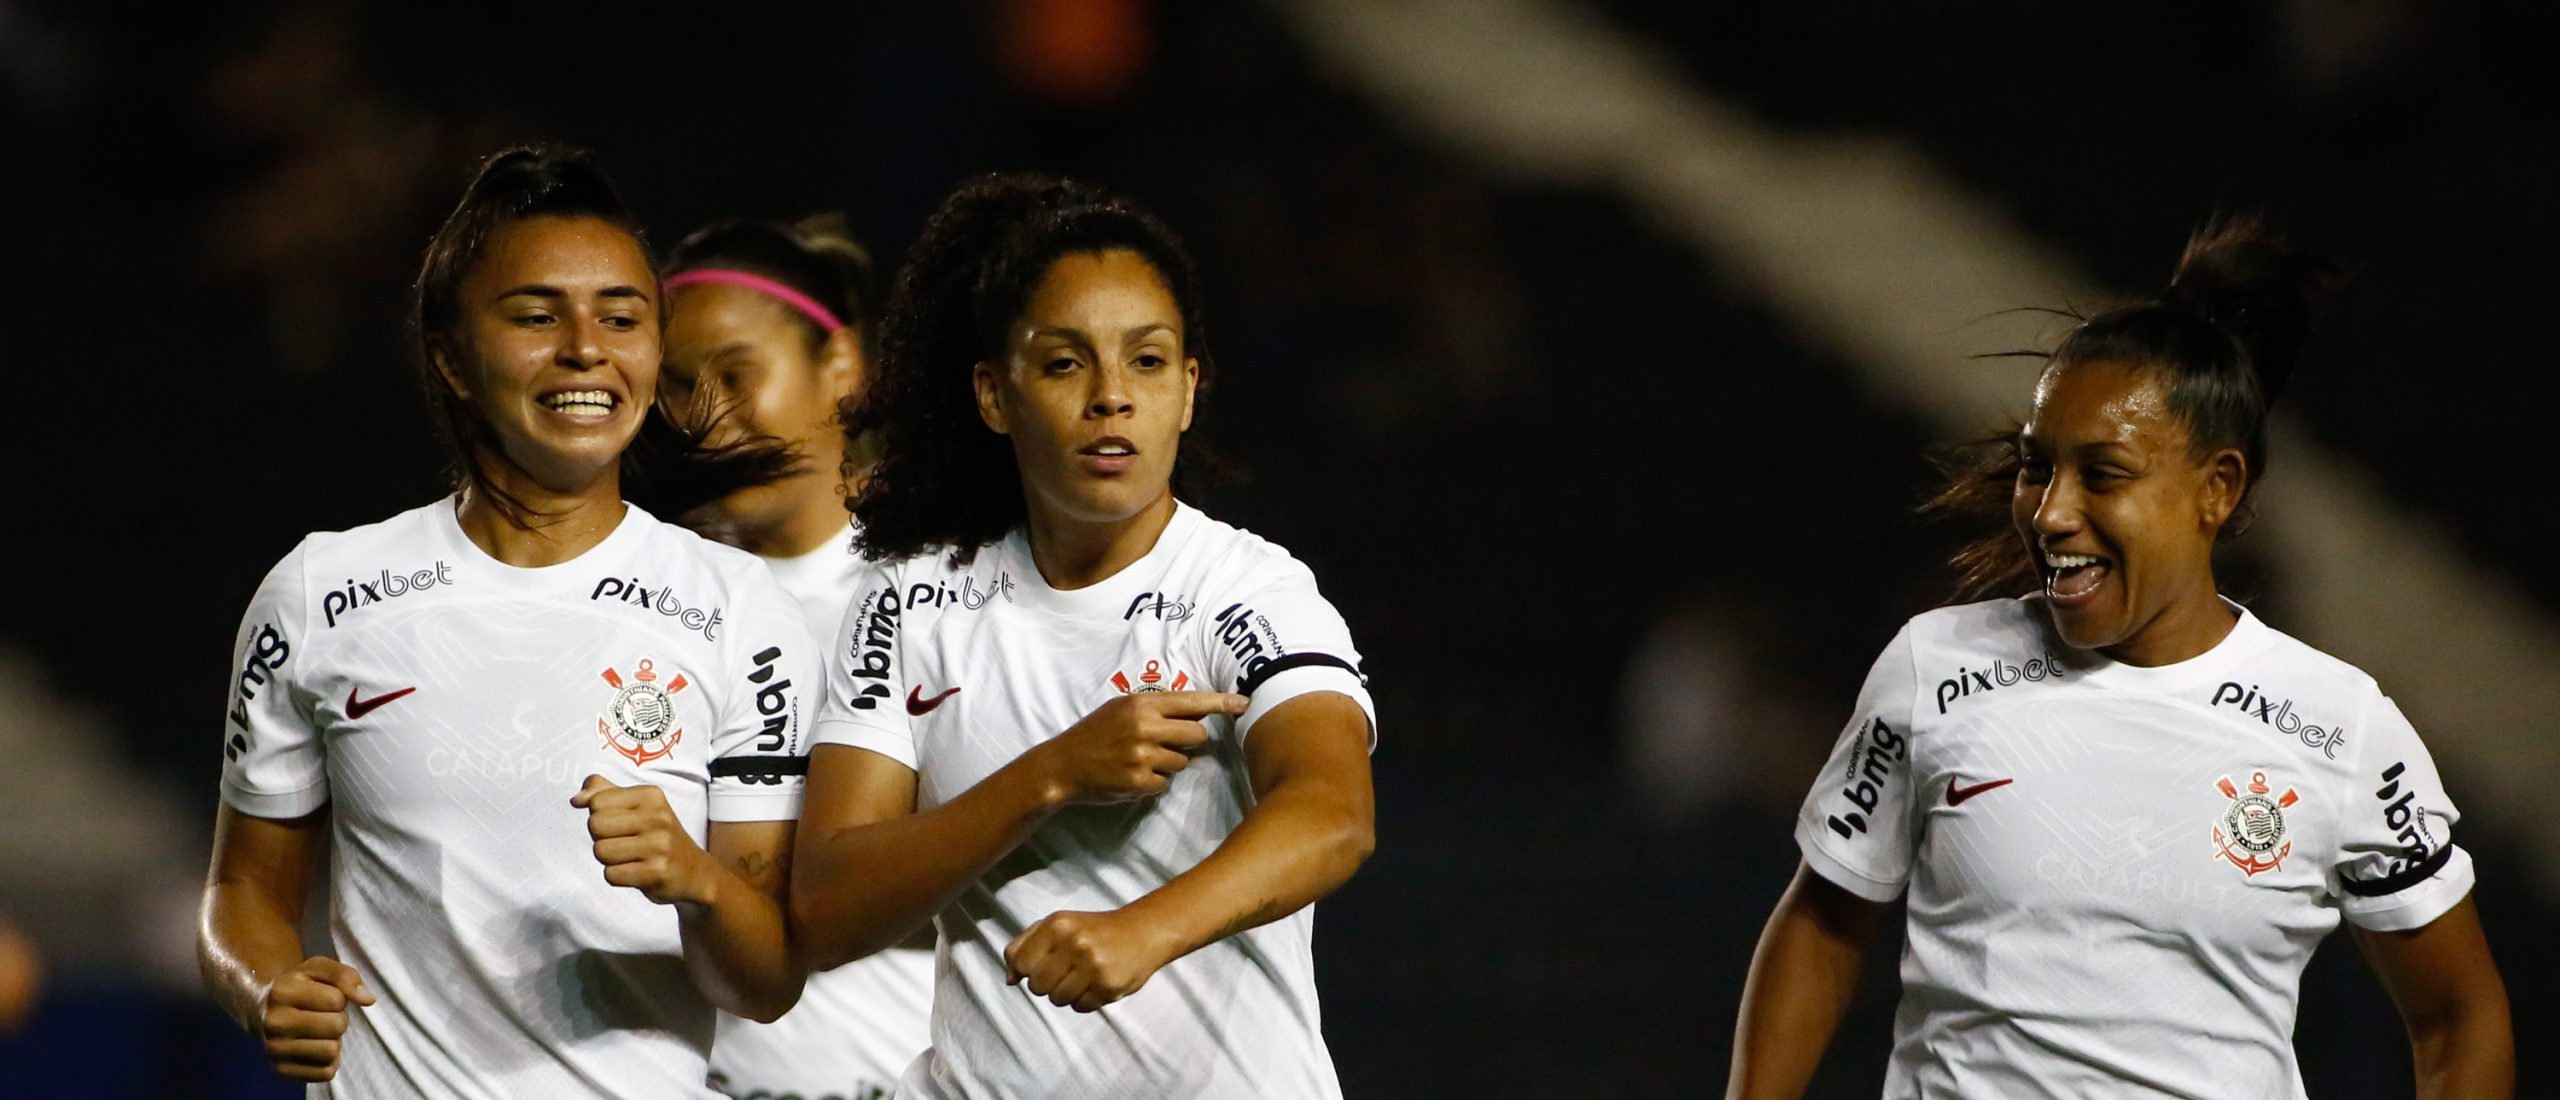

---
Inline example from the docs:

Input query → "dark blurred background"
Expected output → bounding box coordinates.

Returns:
[1,0,2552,1095]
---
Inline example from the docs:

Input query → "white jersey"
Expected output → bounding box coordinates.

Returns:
[219,498,816,1100]
[811,503,1375,1100]
[1797,598,2474,1100]
[712,521,935,1100]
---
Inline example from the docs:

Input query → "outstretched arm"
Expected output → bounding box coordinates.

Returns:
[1725,862,1889,1100]
[2352,896,2513,1100]
[1006,692,1376,1013]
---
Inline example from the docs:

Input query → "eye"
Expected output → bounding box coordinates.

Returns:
[602,314,642,331]
[1134,353,1168,370]
[1043,356,1079,376]
[2018,459,2053,486]
[2085,466,2131,489]
[512,311,557,328]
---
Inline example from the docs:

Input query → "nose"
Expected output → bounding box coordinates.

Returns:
[1085,360,1134,419]
[2032,475,2083,542]
[558,313,610,371]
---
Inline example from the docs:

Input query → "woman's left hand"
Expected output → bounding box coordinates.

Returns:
[1004,908,1181,1013]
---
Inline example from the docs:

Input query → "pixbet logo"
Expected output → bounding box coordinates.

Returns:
[324,562,454,627]
[1935,654,2066,714]
[1124,591,1196,623]
[1825,718,1907,839]
[2210,683,2346,759]
[590,576,723,642]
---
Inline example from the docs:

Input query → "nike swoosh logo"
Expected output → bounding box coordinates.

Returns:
[906,686,960,716]
[346,686,417,719]
[1946,777,2013,806]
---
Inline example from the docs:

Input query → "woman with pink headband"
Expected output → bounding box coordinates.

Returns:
[657,216,932,1099]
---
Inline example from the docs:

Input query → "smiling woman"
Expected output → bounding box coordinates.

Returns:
[1724,218,2514,1100]
[197,146,823,1099]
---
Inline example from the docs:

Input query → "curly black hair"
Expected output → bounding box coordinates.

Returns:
[850,173,1215,563]
[1926,214,2345,600]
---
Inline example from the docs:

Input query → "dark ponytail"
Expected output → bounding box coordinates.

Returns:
[1926,215,2344,600]
[850,173,1216,564]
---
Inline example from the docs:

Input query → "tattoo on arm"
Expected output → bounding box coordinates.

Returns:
[731,850,783,890]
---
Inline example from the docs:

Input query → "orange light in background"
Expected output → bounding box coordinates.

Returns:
[1000,0,1154,105]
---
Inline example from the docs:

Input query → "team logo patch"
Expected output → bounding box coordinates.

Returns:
[1111,659,1189,694]
[2210,770,2298,876]
[600,658,689,765]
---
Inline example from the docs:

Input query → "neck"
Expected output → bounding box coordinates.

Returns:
[1024,491,1179,591]
[739,471,859,559]
[2102,586,2239,667]
[454,451,627,568]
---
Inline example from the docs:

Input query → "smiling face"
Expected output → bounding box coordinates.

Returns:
[661,281,860,532]
[973,248,1197,532]
[433,215,660,494]
[2012,358,2248,663]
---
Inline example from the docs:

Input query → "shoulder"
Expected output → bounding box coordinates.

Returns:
[2243,610,2386,699]
[1898,597,2059,669]
[289,500,447,573]
[1178,509,1325,597]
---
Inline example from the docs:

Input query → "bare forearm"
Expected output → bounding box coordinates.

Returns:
[1121,776,1373,959]
[199,881,308,1032]
[2411,1004,2515,1100]
[1726,872,1880,1100]
[796,758,1058,968]
[676,856,803,1022]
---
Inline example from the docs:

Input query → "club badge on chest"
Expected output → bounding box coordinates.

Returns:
[2211,770,2298,876]
[601,658,688,765]
[1112,658,1189,694]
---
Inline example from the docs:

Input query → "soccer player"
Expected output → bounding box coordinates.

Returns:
[1725,218,2514,1099]
[790,174,1378,1099]
[657,216,932,1100]
[198,146,817,1097]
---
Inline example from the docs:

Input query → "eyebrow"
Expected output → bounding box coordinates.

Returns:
[494,284,652,302]
[1027,323,1175,344]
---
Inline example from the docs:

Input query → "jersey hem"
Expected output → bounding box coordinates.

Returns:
[1238,667,1376,748]
[219,775,328,820]
[810,718,919,770]
[1794,817,1906,903]
[2341,847,2475,932]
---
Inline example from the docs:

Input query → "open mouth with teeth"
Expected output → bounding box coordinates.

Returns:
[1080,440,1135,457]
[2044,551,2112,603]
[539,389,619,419]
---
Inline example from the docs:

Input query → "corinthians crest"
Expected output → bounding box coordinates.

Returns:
[2211,770,2299,876]
[1111,659,1189,694]
[600,658,689,765]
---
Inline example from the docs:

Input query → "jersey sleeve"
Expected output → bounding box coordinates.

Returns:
[808,561,919,770]
[2331,694,2475,931]
[705,571,821,823]
[219,541,328,820]
[1794,622,1921,903]
[1198,558,1376,746]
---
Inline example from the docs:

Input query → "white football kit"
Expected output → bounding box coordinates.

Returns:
[220,498,816,1099]
[711,521,935,1100]
[1797,597,2474,1099]
[811,503,1375,1100]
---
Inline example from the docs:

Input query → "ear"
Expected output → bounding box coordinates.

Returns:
[1178,356,1200,432]
[2199,446,2248,531]
[972,359,1009,435]
[428,342,473,401]
[819,327,864,407]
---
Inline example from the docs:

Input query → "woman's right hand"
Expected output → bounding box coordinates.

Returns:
[1033,691,1247,805]
[259,955,374,1082]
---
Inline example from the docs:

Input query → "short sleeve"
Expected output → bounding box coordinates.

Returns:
[808,562,918,770]
[1197,558,1376,747]
[1794,622,1921,903]
[705,572,821,823]
[2332,694,2474,931]
[220,542,328,820]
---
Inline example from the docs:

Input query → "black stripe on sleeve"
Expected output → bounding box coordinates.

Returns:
[710,756,811,779]
[2339,843,2456,898]
[1237,652,1364,698]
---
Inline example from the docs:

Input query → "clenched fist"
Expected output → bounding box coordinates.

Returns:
[1030,691,1248,807]
[573,775,716,906]
[1005,908,1181,1013]
[258,955,374,1082]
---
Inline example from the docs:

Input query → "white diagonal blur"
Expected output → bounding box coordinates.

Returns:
[1276,0,2560,896]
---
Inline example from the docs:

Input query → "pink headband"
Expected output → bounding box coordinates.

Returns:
[664,269,847,334]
